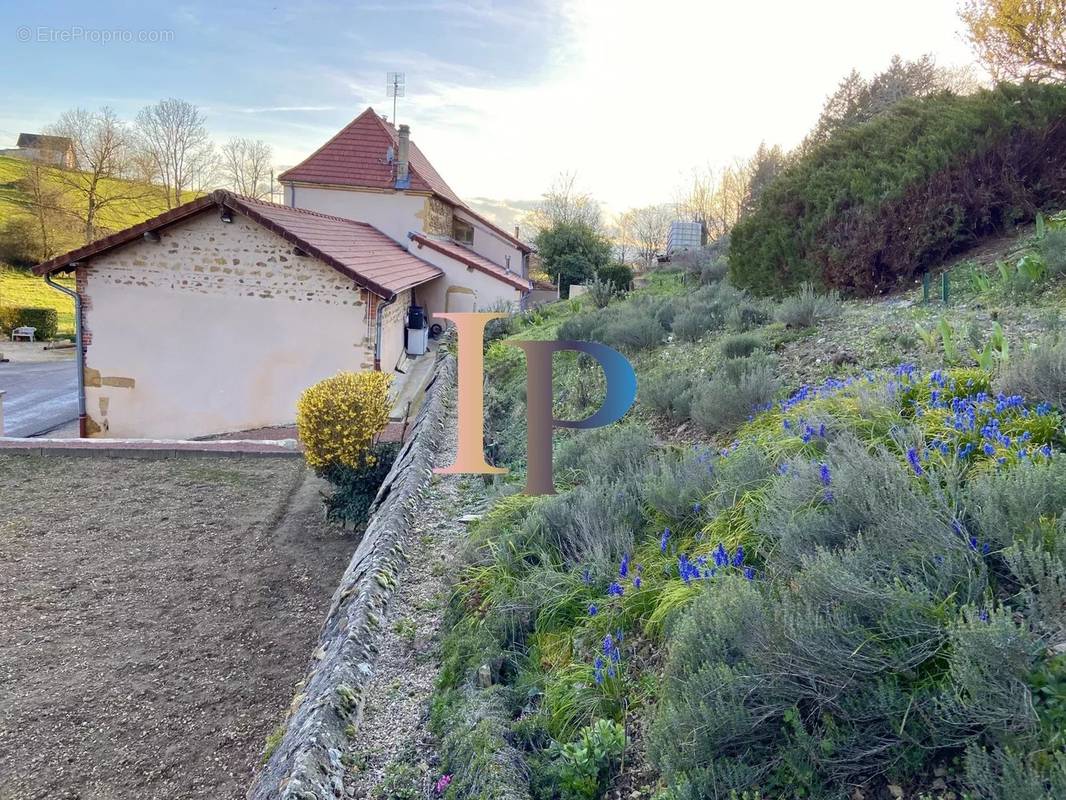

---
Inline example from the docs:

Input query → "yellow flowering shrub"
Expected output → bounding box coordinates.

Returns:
[296,371,392,470]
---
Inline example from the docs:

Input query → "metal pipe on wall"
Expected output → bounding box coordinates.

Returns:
[44,270,86,437]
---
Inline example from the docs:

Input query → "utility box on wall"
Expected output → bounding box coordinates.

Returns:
[406,326,429,356]
[406,304,428,355]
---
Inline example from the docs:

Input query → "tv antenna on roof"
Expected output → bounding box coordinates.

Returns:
[386,72,405,125]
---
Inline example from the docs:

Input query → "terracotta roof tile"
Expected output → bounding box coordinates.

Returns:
[408,233,530,292]
[34,190,442,299]
[279,108,531,253]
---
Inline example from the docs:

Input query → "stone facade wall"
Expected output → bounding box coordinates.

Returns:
[420,195,454,236]
[82,212,368,307]
[77,211,377,438]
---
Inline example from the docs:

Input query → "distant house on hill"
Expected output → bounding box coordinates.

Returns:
[0,133,77,169]
[30,108,534,440]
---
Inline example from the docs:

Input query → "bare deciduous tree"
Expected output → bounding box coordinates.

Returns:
[612,210,636,263]
[135,98,215,208]
[674,140,792,240]
[523,172,602,234]
[50,106,150,243]
[18,163,79,261]
[628,204,673,266]
[674,161,750,241]
[219,137,273,199]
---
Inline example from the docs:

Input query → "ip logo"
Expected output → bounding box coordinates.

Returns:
[433,312,637,495]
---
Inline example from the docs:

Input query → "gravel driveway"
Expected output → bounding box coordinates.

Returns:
[0,455,353,799]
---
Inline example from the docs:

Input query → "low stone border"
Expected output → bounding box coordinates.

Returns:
[248,349,456,800]
[0,437,300,458]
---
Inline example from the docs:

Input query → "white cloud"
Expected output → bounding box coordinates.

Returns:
[365,0,983,213]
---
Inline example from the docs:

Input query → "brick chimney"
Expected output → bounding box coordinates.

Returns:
[396,124,410,187]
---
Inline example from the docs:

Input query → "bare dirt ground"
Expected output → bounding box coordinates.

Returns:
[0,455,354,800]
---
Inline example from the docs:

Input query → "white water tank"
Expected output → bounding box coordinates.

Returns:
[667,221,704,254]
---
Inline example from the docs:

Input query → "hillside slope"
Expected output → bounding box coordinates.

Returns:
[0,155,172,233]
[424,215,1066,800]
[0,155,175,336]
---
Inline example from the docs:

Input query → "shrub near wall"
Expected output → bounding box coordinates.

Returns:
[296,371,394,526]
[0,307,58,340]
[729,82,1066,296]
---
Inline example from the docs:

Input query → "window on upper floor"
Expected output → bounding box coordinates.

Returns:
[452,217,474,245]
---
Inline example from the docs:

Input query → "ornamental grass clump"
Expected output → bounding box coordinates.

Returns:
[599,306,666,351]
[725,299,769,332]
[1039,228,1066,277]
[554,424,655,483]
[638,367,694,422]
[998,338,1066,410]
[772,282,842,328]
[700,258,729,285]
[584,275,616,309]
[641,447,719,522]
[296,370,392,469]
[522,474,645,568]
[720,332,764,360]
[690,362,780,434]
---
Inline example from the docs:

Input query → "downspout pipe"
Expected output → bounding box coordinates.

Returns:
[44,269,86,437]
[374,293,397,371]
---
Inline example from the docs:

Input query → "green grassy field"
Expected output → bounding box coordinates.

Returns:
[0,156,172,231]
[0,267,75,335]
[0,155,177,338]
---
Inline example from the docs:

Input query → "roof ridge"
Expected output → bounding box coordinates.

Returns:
[35,189,444,298]
[276,107,383,183]
[275,106,530,253]
[216,190,379,230]
[409,231,530,292]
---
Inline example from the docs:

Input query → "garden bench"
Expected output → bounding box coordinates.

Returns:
[10,326,36,342]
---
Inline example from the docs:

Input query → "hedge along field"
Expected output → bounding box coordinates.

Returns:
[430,274,1066,800]
[0,267,74,336]
[729,82,1066,296]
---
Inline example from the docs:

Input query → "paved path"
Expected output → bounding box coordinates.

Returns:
[0,360,77,437]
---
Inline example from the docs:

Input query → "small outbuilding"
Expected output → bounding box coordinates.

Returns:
[33,190,442,439]
[0,133,78,168]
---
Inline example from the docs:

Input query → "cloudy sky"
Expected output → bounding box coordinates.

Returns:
[2,1,983,217]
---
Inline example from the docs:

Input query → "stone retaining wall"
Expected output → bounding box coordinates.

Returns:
[247,349,456,800]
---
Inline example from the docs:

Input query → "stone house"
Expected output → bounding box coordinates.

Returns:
[33,191,442,438]
[279,107,532,319]
[32,109,535,439]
